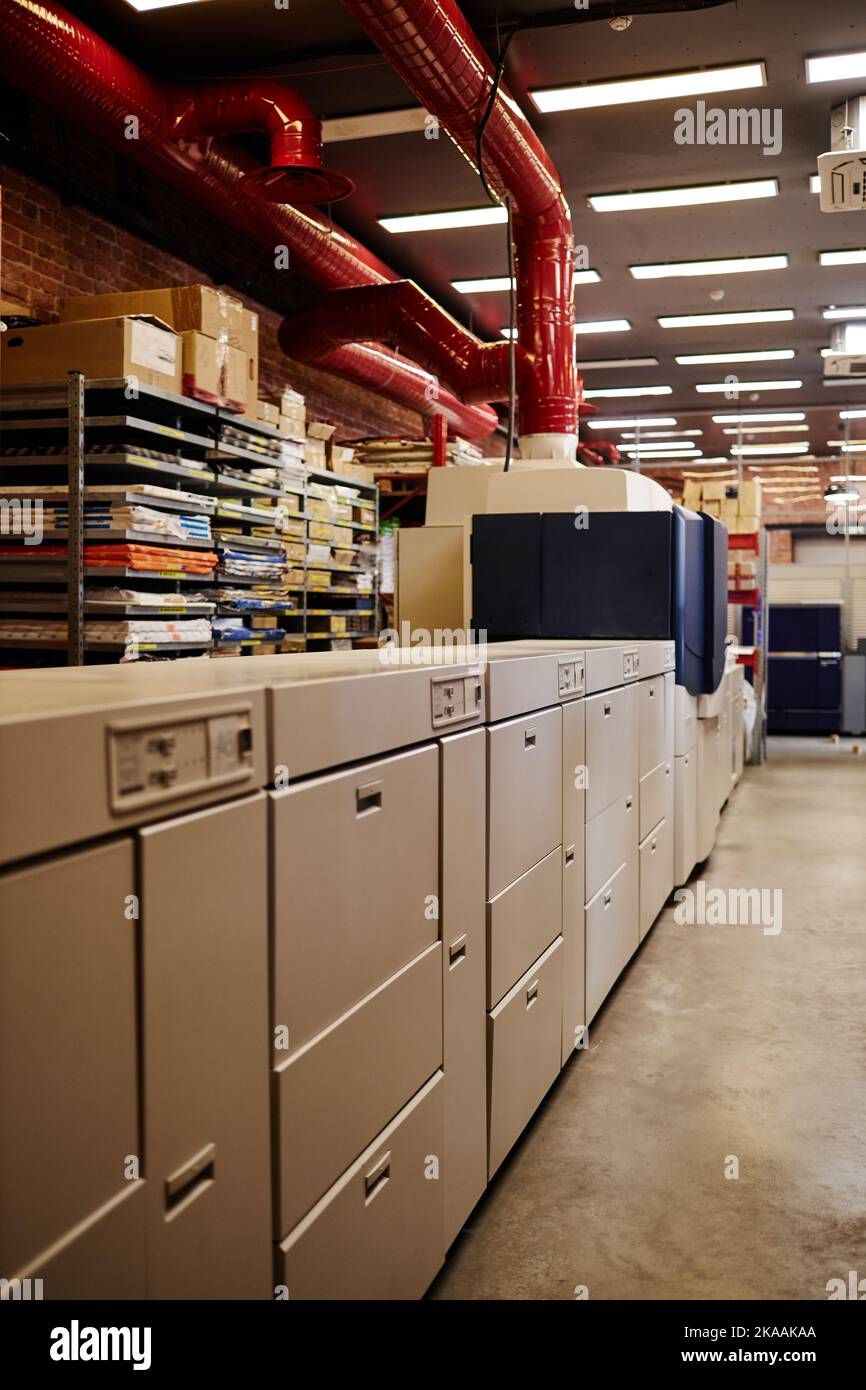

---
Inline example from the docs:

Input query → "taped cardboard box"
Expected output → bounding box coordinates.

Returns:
[59,284,259,397]
[682,480,702,507]
[737,514,760,533]
[738,480,761,515]
[256,400,281,427]
[181,331,251,412]
[702,481,727,503]
[0,315,182,392]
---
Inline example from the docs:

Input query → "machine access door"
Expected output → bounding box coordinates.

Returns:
[139,793,271,1299]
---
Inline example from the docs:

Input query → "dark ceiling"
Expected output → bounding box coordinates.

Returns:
[54,1,866,459]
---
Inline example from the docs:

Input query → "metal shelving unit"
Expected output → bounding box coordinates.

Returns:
[729,529,768,764]
[1,374,380,662]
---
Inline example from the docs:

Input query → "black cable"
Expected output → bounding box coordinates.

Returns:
[504,196,517,472]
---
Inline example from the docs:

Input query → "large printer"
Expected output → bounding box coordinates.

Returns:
[396,464,732,891]
[2,636,694,1301]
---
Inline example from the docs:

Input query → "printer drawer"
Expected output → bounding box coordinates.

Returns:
[278,1072,445,1301]
[487,937,563,1178]
[639,817,672,940]
[586,859,638,1023]
[487,706,562,896]
[585,686,632,820]
[675,686,698,756]
[274,942,442,1238]
[674,750,697,886]
[487,847,562,1009]
[0,839,139,1283]
[638,676,666,778]
[639,759,672,841]
[272,744,439,1054]
[585,790,635,904]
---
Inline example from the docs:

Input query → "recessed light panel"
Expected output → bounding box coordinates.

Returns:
[533,62,765,113]
[588,179,777,213]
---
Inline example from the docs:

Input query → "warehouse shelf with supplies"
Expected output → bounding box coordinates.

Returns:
[0,374,381,664]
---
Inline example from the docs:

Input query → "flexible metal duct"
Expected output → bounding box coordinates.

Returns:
[338,0,579,454]
[0,0,497,438]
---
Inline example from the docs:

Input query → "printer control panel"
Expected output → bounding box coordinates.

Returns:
[431,673,484,729]
[623,649,640,681]
[557,657,585,699]
[108,706,254,812]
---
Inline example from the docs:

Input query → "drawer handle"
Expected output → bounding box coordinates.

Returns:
[364,1151,391,1203]
[603,891,613,908]
[649,686,656,698]
[165,1142,215,1213]
[603,702,612,717]
[684,755,690,766]
[356,780,383,816]
[626,795,633,810]
[448,933,467,967]
[651,839,658,853]
[666,764,671,776]
[524,728,537,749]
[565,845,575,866]
[526,980,540,1009]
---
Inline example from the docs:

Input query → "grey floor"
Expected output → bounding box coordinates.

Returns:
[431,736,866,1301]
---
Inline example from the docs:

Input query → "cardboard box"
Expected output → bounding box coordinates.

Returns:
[180,331,252,412]
[702,481,726,503]
[702,500,722,518]
[256,400,281,427]
[60,284,258,399]
[60,284,254,350]
[0,315,182,392]
[304,438,328,469]
[738,514,760,534]
[738,480,761,515]
[682,480,702,506]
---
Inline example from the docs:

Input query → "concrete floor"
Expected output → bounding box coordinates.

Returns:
[431,736,866,1301]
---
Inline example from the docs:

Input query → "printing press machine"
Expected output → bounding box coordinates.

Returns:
[0,637,743,1300]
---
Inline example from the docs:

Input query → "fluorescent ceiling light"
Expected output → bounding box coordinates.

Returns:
[631,254,787,280]
[621,429,703,439]
[676,349,795,365]
[831,474,866,481]
[381,206,506,233]
[823,305,866,320]
[722,424,808,434]
[731,442,810,455]
[712,412,805,423]
[324,108,428,144]
[624,447,702,458]
[124,0,206,8]
[455,269,600,293]
[806,51,866,84]
[840,409,866,419]
[578,357,659,370]
[622,439,699,450]
[810,174,821,194]
[695,379,802,393]
[660,308,794,328]
[583,385,673,399]
[828,441,866,451]
[587,416,677,430]
[575,319,631,334]
[588,179,777,213]
[532,62,765,113]
[819,249,866,267]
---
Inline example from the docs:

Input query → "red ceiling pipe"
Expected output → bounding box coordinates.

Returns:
[316,341,502,436]
[279,280,521,405]
[168,81,355,205]
[339,0,579,451]
[0,0,497,438]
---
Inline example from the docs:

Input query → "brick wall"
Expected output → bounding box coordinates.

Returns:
[1,158,427,441]
[767,528,794,563]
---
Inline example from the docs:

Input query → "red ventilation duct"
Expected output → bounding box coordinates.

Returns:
[338,0,579,453]
[0,0,497,439]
